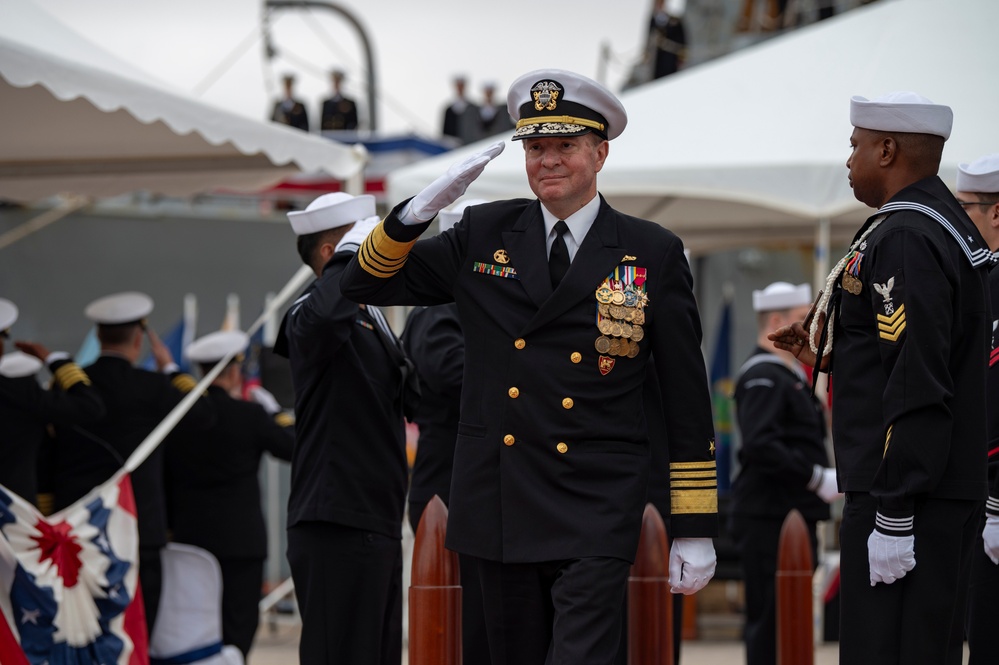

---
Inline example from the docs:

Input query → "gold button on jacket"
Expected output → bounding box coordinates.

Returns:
[556,442,568,454]
[503,434,515,446]
[508,387,520,398]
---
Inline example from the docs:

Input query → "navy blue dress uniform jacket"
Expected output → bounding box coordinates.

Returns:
[986,266,999,516]
[166,385,294,559]
[341,195,718,564]
[274,251,408,539]
[50,355,215,549]
[730,348,831,522]
[829,176,991,518]
[402,304,463,508]
[0,358,105,504]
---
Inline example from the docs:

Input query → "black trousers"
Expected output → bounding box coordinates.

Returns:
[965,509,999,665]
[218,557,264,659]
[287,521,402,665]
[410,500,491,665]
[472,555,631,665]
[839,492,979,665]
[731,515,818,665]
[139,547,162,637]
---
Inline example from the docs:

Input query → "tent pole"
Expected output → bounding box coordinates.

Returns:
[813,216,830,295]
[0,196,87,251]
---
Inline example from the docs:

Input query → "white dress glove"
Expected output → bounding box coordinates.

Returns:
[868,516,916,585]
[808,465,842,503]
[983,514,999,565]
[668,537,716,595]
[248,385,282,415]
[335,215,382,254]
[401,140,505,224]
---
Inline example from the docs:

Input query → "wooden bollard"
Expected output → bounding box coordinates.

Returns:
[776,509,814,665]
[628,503,674,665]
[409,495,462,665]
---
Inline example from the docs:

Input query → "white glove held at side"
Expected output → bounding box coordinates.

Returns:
[983,514,999,565]
[335,215,381,254]
[248,385,282,415]
[668,537,716,595]
[400,140,505,224]
[868,522,915,586]
[808,465,842,503]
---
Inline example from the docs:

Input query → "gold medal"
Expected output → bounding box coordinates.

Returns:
[609,338,622,356]
[842,273,863,295]
[598,303,611,317]
[610,322,623,338]
[632,309,645,325]
[620,323,633,339]
[611,290,626,305]
[598,319,614,335]
[627,341,640,358]
[630,325,645,342]
[609,304,627,320]
[624,307,636,322]
[596,286,614,304]
[595,336,612,354]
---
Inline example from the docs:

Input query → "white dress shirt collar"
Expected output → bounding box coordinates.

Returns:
[541,195,600,261]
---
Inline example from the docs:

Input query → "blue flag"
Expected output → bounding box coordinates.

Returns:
[710,295,734,493]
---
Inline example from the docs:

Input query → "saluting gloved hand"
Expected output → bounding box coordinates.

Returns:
[867,513,916,585]
[808,464,842,503]
[248,385,282,415]
[668,537,716,595]
[400,140,506,225]
[983,514,999,565]
[335,215,382,254]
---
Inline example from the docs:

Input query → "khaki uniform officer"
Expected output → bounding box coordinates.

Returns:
[342,69,718,665]
[955,154,999,665]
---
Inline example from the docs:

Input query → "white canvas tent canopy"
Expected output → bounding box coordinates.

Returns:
[387,0,998,257]
[0,0,365,204]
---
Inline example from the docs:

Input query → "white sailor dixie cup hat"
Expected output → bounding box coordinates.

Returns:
[850,91,953,140]
[957,154,999,193]
[0,351,43,378]
[507,69,628,141]
[287,192,377,236]
[186,330,250,364]
[0,298,17,335]
[85,292,153,326]
[753,282,812,312]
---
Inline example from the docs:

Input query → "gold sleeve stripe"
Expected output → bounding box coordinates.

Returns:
[357,222,417,278]
[671,489,718,515]
[877,305,906,341]
[671,470,717,479]
[883,424,893,457]
[670,461,717,471]
[53,363,91,389]
[670,479,718,488]
[36,493,54,517]
[171,374,198,393]
[275,412,295,427]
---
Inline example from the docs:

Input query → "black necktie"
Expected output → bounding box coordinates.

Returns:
[549,220,570,288]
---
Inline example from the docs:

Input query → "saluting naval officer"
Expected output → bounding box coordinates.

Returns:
[954,154,999,665]
[341,69,718,665]
[771,93,992,664]
[730,282,839,665]
[273,193,412,665]
[0,298,105,509]
[50,291,216,636]
[165,329,294,659]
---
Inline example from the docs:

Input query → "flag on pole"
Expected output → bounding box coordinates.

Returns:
[710,289,734,493]
[0,474,148,664]
[140,295,196,374]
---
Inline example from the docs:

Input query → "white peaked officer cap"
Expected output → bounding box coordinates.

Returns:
[753,282,812,312]
[957,154,999,193]
[85,292,153,325]
[0,351,43,378]
[508,68,628,141]
[850,92,953,140]
[438,198,490,234]
[0,298,18,332]
[287,192,377,236]
[186,330,250,364]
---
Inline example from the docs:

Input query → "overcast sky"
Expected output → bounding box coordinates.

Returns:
[27,0,666,137]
